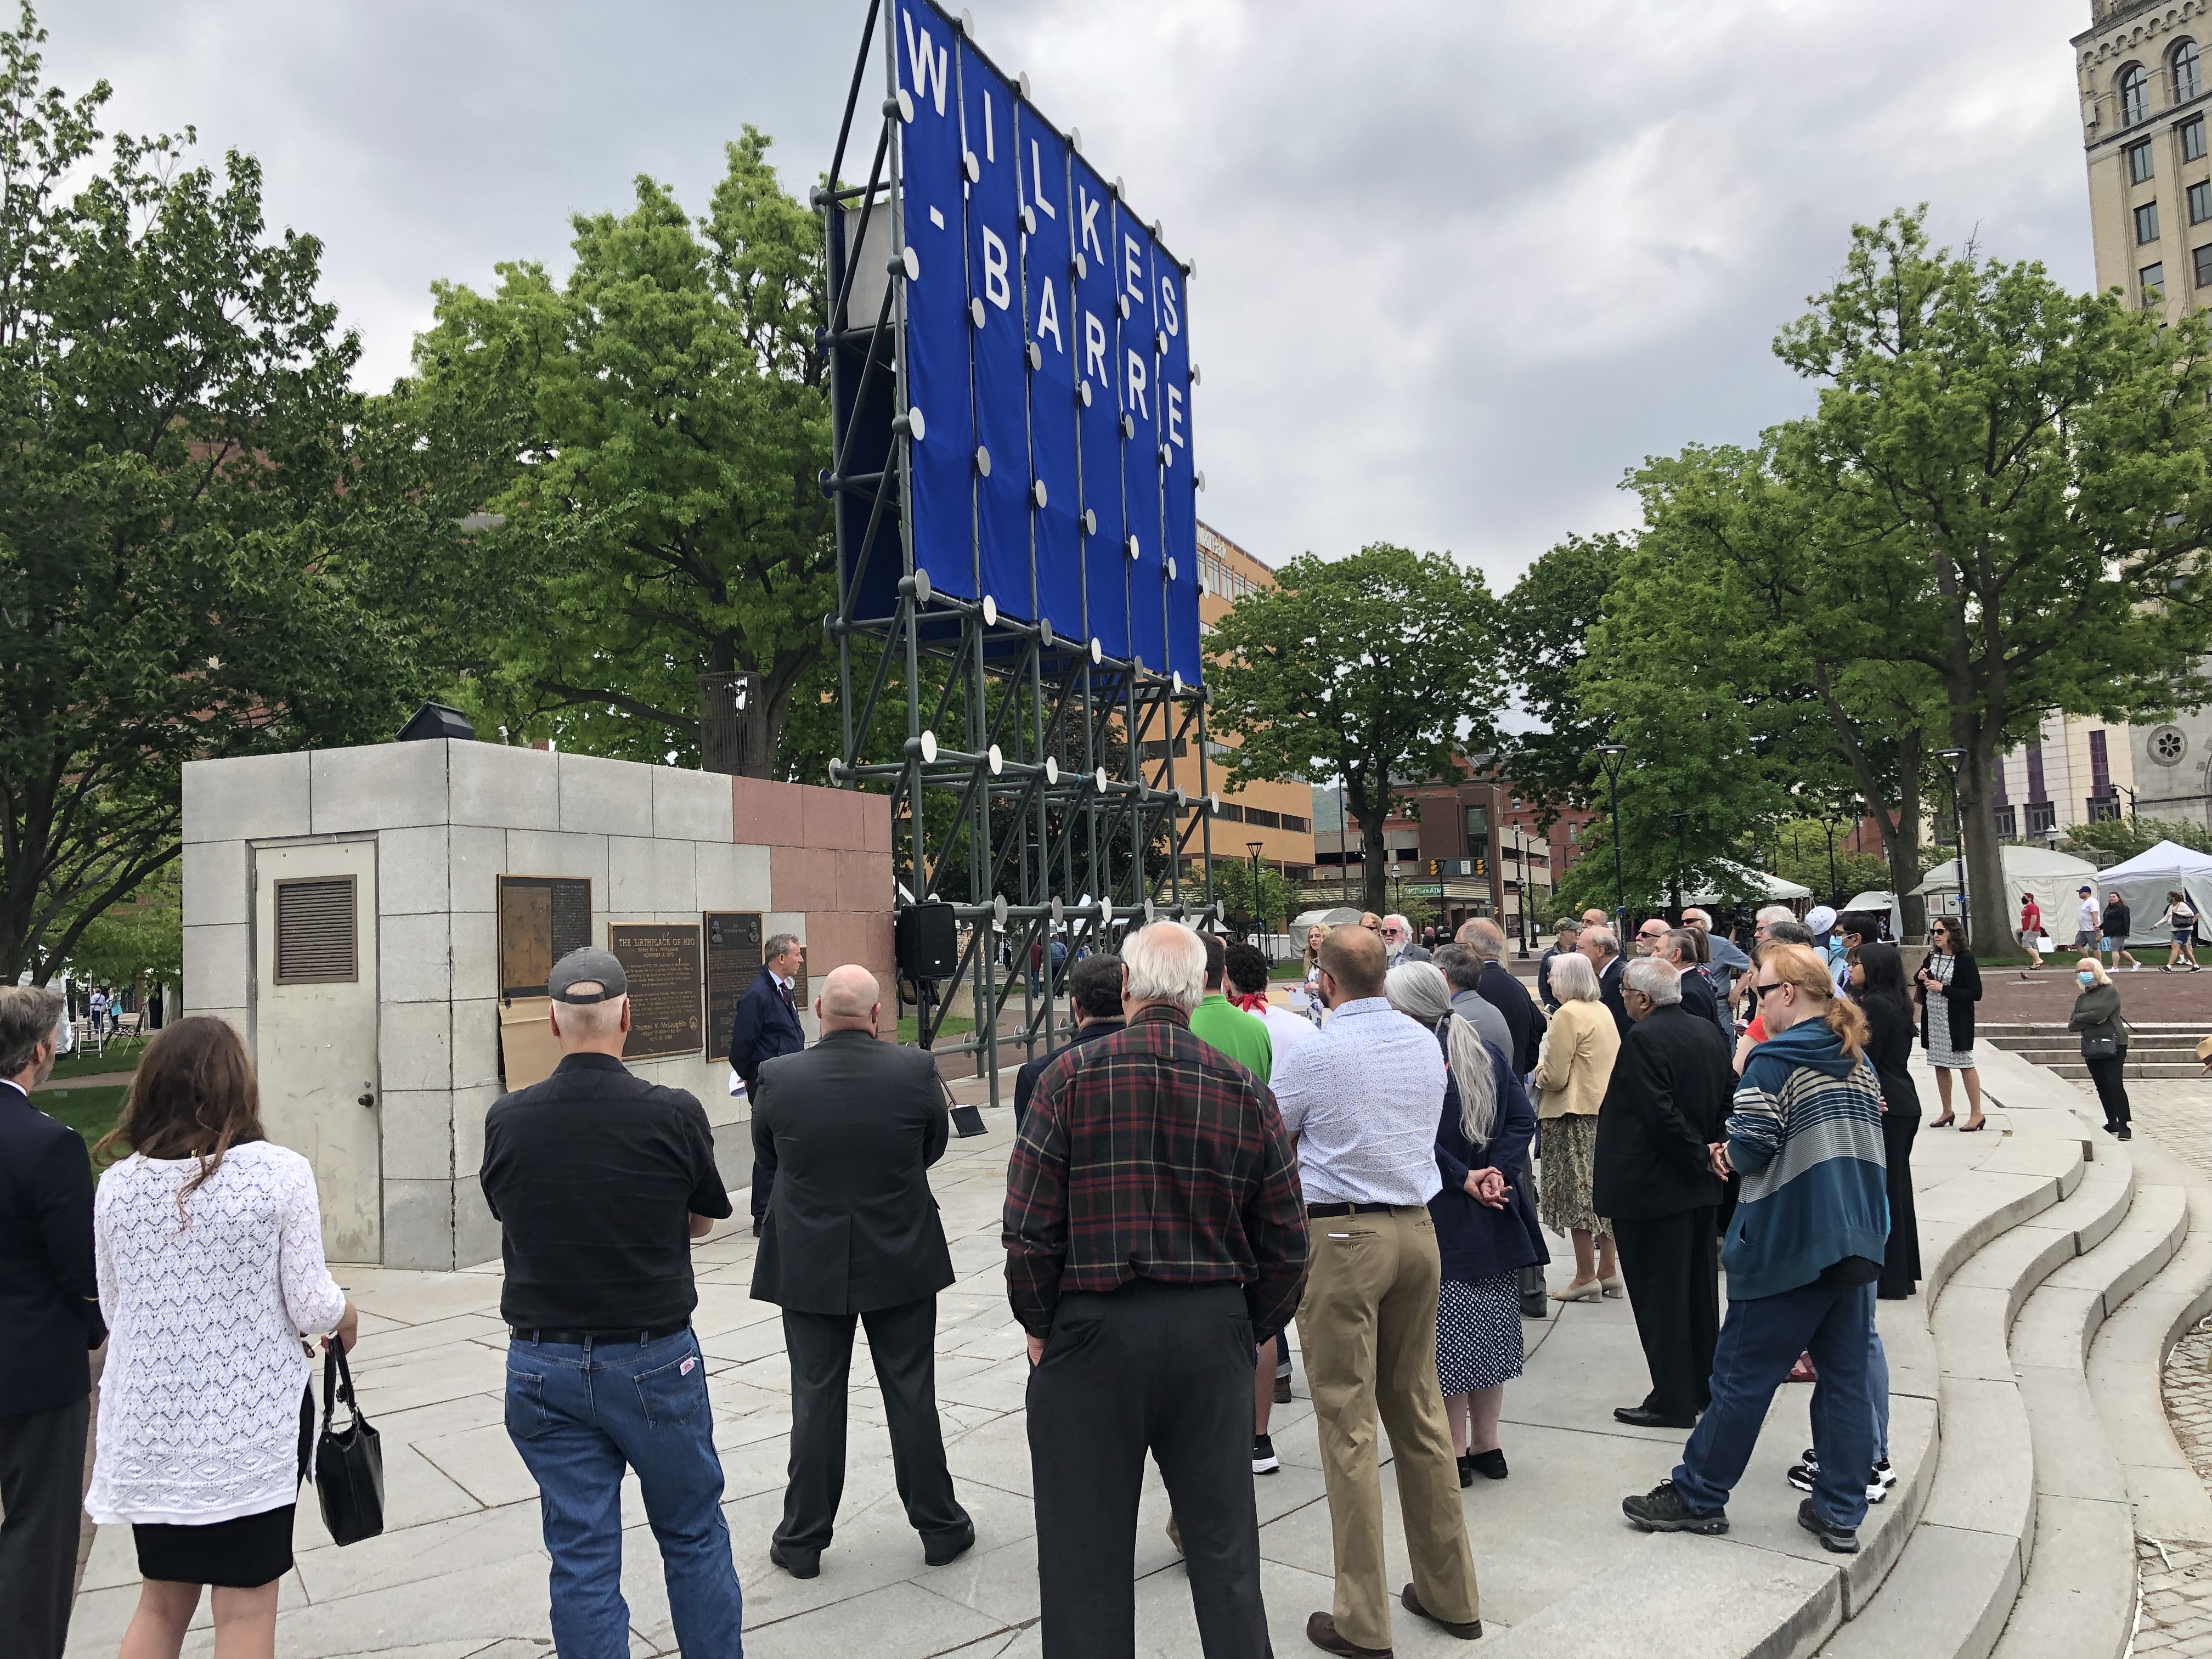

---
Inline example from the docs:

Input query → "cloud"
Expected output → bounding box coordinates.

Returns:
[47,0,2093,590]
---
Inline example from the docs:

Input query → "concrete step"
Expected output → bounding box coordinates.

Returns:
[1983,1022,2204,1037]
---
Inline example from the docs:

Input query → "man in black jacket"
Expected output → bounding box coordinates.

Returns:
[1013,953,1124,1129]
[1593,958,1734,1429]
[753,963,973,1578]
[1455,917,1544,1075]
[729,932,808,1234]
[0,985,105,1659]
[1581,926,1632,1039]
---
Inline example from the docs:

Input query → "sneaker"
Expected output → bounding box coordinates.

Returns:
[1252,1434,1279,1475]
[1787,1451,1894,1504]
[1622,1479,1728,1535]
[2118,1127,2134,1141]
[1871,1458,1897,1501]
[1273,1376,1293,1405]
[1797,1497,1859,1553]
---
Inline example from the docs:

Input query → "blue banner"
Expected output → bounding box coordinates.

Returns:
[1118,213,1166,674]
[1020,106,1083,646]
[1156,255,1202,684]
[1070,150,1127,660]
[960,42,1030,622]
[895,1,975,603]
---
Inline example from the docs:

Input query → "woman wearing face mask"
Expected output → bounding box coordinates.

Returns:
[2068,957,2132,1139]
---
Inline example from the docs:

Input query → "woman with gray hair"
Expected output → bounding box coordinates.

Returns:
[1532,950,1623,1302]
[1387,964,1548,1482]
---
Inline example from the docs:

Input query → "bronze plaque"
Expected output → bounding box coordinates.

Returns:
[704,911,763,1063]
[609,921,703,1062]
[497,875,592,1000]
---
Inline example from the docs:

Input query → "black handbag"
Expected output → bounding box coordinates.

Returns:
[2083,1035,2121,1059]
[314,1343,385,1545]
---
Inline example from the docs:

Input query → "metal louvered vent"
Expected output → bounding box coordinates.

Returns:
[274,877,358,984]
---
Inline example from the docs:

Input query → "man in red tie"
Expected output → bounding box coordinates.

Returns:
[729,933,809,1235]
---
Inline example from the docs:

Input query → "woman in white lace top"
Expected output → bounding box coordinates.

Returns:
[87,1017,357,1659]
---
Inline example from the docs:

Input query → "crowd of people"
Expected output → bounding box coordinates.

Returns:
[0,889,2172,1659]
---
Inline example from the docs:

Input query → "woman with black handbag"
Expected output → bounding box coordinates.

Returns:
[2069,957,2133,1139]
[1915,917,1985,1131]
[86,1017,358,1658]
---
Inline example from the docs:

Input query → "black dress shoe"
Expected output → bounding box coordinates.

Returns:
[1613,1405,1698,1429]
[1465,1447,1508,1481]
[751,1217,764,1238]
[1455,1452,1474,1488]
[768,1539,819,1578]
[1520,1294,1550,1320]
[923,1520,975,1566]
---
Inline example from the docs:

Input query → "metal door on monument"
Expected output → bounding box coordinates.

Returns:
[253,840,381,1262]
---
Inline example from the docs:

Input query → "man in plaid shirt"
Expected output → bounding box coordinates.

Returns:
[1006,921,1307,1658]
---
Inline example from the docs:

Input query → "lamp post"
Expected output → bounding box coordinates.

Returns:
[1246,840,1265,949]
[1667,810,1686,917]
[1596,744,1628,926]
[1939,748,1969,946]
[1822,813,1844,907]
[2119,783,2138,823]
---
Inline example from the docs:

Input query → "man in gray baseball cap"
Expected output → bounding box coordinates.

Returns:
[479,945,742,1654]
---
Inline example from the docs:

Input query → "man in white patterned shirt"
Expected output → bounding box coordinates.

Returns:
[1274,924,1482,1656]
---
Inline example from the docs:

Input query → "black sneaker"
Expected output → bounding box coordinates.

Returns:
[1252,1434,1279,1475]
[2118,1127,2133,1141]
[1788,1449,1893,1504]
[1622,1480,1728,1535]
[1870,1458,1896,1502]
[1456,1452,1474,1488]
[1797,1497,1859,1553]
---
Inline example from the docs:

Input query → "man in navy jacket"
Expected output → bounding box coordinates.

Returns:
[0,985,105,1659]
[730,933,808,1234]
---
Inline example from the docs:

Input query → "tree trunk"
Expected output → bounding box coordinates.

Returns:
[1360,812,1390,917]
[697,671,762,776]
[1950,728,2011,957]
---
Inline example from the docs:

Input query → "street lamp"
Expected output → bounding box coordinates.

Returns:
[1246,840,1265,947]
[1667,810,1688,916]
[1596,744,1628,926]
[1822,813,1844,907]
[1939,748,1968,946]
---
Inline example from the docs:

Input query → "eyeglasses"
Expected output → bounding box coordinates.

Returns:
[1636,927,1667,940]
[1750,980,1790,1000]
[1380,926,1405,938]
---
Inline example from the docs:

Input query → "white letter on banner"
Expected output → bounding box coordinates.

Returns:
[1126,350,1148,417]
[1085,312,1107,382]
[901,9,948,116]
[1159,274,1180,336]
[984,92,995,162]
[1030,142,1057,217]
[1037,277,1063,352]
[1079,189,1105,265]
[981,227,1012,310]
[1166,385,1184,448]
[1124,234,1144,306]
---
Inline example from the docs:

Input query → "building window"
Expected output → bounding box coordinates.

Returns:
[1246,808,1281,829]
[2124,63,2151,126]
[2177,41,2203,103]
[1280,814,1310,833]
[2131,139,2157,183]
[2138,200,2163,244]
[1995,805,2018,840]
[2088,795,2122,823]
[2144,261,2168,301]
[2090,729,2112,795]
[2195,245,2212,289]
[2188,116,2209,160]
[2026,800,2058,835]
[2193,183,2212,224]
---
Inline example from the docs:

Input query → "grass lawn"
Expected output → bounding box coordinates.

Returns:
[50,1040,146,1082]
[896,1014,977,1043]
[1271,957,1310,980]
[33,1084,128,1160]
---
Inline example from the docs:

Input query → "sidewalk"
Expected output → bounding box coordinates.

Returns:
[63,1065,2003,1659]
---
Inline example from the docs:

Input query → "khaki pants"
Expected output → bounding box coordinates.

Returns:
[1297,1205,1480,1650]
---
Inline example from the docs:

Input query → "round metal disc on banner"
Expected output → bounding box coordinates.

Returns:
[1072,252,1087,280]
[1045,756,1059,783]
[969,297,985,329]
[1132,656,1147,675]
[1077,380,1092,408]
[895,405,927,442]
[1114,176,1126,197]
[987,743,1004,775]
[1142,900,1156,924]
[961,8,977,37]
[981,594,998,625]
[1090,638,1103,665]
[1172,671,1184,695]
[891,246,919,280]
[1190,364,1203,385]
[1069,127,1082,154]
[1050,895,1064,922]
[1030,479,1048,507]
[1019,206,1036,234]
[827,758,845,783]
[1116,295,1131,320]
[1173,788,1187,809]
[1155,330,1168,356]
[1120,413,1135,438]
[1040,617,1055,645]
[1210,791,1221,814]
[1094,765,1108,789]
[1018,71,1032,100]
[1126,535,1140,561]
[1098,895,1113,925]
[974,445,991,477]
[993,893,1009,928]
[963,150,980,183]
[919,729,939,763]
[913,568,933,602]
[1195,470,1206,492]
[1159,444,1172,468]
[1166,558,1178,583]
[885,90,913,123]
[1026,340,1042,370]
[1081,508,1097,534]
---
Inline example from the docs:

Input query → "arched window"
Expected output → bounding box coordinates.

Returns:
[2176,40,2202,103]
[2123,62,2151,125]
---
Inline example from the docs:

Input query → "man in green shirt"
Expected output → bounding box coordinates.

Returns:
[1188,931,1273,1082]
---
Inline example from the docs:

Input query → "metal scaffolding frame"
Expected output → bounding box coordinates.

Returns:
[814,0,1217,1103]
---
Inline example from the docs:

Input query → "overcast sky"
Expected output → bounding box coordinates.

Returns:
[51,0,2096,592]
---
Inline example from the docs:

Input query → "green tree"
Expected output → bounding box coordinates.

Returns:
[1198,856,1302,938]
[62,864,180,992]
[1771,207,2212,952]
[1204,544,1504,916]
[1498,532,1630,820]
[0,10,461,983]
[1770,819,1894,907]
[408,131,832,775]
[2060,815,2212,860]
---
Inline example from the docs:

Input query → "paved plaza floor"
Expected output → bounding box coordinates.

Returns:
[52,1063,2096,1657]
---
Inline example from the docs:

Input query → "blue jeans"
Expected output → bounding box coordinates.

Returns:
[505,1329,744,1658]
[1870,1326,1889,1462]
[1671,1280,1877,1529]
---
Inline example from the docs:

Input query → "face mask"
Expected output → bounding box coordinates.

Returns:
[2078,972,2097,986]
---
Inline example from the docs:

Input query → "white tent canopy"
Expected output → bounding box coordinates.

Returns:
[1911,845,2098,944]
[1290,906,1363,933]
[1841,890,1905,940]
[1684,860,1813,906]
[2089,840,2212,945]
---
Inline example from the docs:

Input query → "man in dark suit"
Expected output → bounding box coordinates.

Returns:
[1592,957,1734,1429]
[729,930,807,1235]
[1013,953,1124,1130]
[0,985,106,1659]
[1581,925,1632,1039]
[1457,917,1544,1075]
[752,963,973,1578]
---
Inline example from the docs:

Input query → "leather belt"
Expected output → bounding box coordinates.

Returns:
[510,1322,691,1346]
[1306,1201,1397,1218]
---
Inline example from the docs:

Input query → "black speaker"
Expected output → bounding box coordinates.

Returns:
[896,901,959,980]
